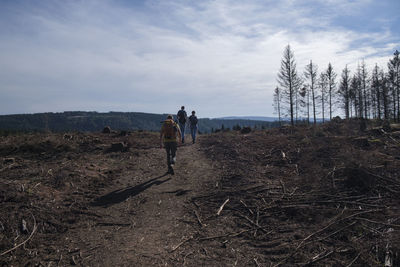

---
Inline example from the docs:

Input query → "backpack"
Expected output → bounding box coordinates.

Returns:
[163,120,178,139]
[189,115,198,126]
[177,110,187,124]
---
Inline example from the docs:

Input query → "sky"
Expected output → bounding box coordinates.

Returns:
[0,0,399,118]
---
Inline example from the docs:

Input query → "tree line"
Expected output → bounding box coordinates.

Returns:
[0,111,278,134]
[274,45,400,125]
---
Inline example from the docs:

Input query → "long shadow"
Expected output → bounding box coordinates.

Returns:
[91,173,170,207]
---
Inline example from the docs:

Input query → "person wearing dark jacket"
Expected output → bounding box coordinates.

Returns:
[189,110,198,144]
[177,106,187,143]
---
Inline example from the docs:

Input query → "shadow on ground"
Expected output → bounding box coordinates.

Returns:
[91,174,170,207]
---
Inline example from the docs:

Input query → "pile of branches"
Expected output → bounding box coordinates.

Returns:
[192,125,400,266]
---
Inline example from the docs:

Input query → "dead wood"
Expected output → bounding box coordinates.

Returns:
[345,252,361,267]
[170,235,194,252]
[194,210,205,227]
[95,222,131,227]
[253,258,261,267]
[240,199,254,215]
[216,198,230,216]
[302,250,334,266]
[237,213,271,234]
[199,229,250,241]
[355,217,400,228]
[1,213,37,256]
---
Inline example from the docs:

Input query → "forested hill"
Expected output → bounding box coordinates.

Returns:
[0,111,280,133]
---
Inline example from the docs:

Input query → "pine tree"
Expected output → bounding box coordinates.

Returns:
[273,87,282,125]
[318,73,328,123]
[371,64,381,119]
[360,60,369,119]
[380,70,390,119]
[277,45,302,126]
[339,66,351,119]
[304,60,318,124]
[388,50,400,121]
[326,63,337,120]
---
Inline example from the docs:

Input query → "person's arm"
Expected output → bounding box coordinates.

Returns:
[176,124,182,141]
[160,126,164,148]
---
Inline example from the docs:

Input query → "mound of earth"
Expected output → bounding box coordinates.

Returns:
[1,120,400,266]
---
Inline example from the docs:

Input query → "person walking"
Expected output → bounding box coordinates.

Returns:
[177,106,187,143]
[189,110,198,144]
[160,115,181,174]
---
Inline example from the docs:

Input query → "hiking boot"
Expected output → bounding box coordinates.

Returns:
[168,166,175,175]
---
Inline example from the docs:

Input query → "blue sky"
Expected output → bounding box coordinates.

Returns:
[0,0,399,118]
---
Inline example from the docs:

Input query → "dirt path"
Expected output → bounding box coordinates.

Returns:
[65,138,216,266]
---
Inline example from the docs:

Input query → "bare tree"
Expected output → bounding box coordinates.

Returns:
[349,74,359,118]
[304,60,318,124]
[360,60,369,119]
[339,65,351,119]
[299,86,309,124]
[277,45,302,126]
[388,50,400,121]
[380,69,390,119]
[273,87,282,125]
[371,64,381,119]
[326,63,337,120]
[318,73,328,123]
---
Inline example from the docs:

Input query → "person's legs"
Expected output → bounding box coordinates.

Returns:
[170,142,177,164]
[165,142,172,167]
[191,126,197,143]
[179,123,185,143]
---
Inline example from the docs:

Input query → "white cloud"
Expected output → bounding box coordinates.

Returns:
[0,0,398,117]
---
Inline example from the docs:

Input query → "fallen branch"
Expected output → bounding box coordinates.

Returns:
[96,222,131,227]
[355,217,400,228]
[272,209,377,267]
[170,235,193,252]
[279,179,286,194]
[240,199,254,215]
[217,198,230,216]
[194,210,205,227]
[1,213,37,256]
[345,252,361,267]
[311,221,356,243]
[302,250,334,266]
[237,214,272,234]
[199,229,250,241]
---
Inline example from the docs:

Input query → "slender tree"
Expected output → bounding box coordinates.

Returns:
[339,65,351,119]
[304,60,318,124]
[326,63,337,120]
[318,73,328,123]
[273,87,282,125]
[388,50,400,121]
[299,86,309,123]
[371,64,381,119]
[360,60,369,119]
[349,74,360,118]
[277,45,302,126]
[380,69,390,119]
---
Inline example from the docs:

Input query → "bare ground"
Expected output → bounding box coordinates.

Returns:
[1,120,400,266]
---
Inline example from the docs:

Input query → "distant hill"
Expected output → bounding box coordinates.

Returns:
[0,111,280,133]
[218,116,326,122]
[218,116,279,121]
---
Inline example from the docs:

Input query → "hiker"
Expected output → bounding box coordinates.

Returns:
[160,115,181,174]
[177,106,187,143]
[189,110,198,144]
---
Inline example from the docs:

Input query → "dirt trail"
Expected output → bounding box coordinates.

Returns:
[66,138,216,266]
